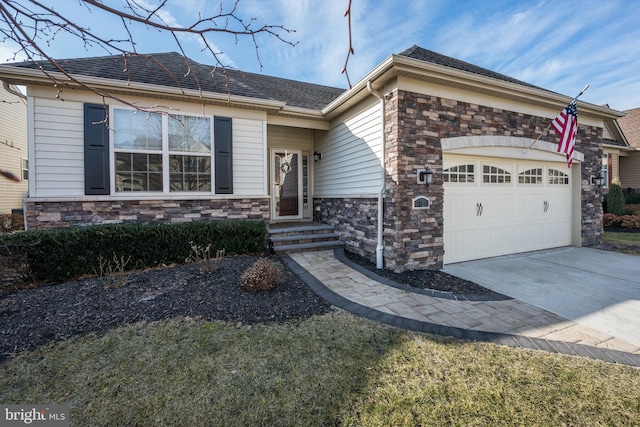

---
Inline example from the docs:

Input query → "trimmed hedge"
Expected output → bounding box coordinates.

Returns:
[625,192,640,205]
[0,220,267,283]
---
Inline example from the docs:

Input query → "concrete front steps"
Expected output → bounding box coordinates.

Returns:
[267,222,343,254]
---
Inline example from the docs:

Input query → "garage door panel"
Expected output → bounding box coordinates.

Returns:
[444,156,572,264]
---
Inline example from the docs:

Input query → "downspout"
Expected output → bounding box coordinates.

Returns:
[3,81,29,230]
[367,81,385,269]
[2,81,27,100]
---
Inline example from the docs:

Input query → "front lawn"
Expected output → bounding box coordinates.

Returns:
[1,312,639,426]
[603,231,640,245]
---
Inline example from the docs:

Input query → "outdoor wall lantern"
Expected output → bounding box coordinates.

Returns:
[590,174,604,187]
[313,151,322,162]
[418,166,434,186]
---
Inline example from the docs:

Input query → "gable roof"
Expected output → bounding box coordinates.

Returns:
[618,107,640,148]
[7,52,346,110]
[398,45,549,93]
[0,46,624,122]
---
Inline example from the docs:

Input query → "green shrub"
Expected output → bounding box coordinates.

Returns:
[240,258,283,292]
[624,191,640,204]
[0,220,266,283]
[605,178,626,216]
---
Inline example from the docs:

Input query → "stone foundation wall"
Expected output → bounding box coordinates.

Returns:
[313,197,379,260]
[25,198,270,229]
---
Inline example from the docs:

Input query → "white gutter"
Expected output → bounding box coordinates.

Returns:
[324,54,625,120]
[2,80,26,100]
[0,66,287,110]
[367,81,385,270]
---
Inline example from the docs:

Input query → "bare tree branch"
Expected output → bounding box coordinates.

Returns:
[341,0,354,89]
[0,0,297,112]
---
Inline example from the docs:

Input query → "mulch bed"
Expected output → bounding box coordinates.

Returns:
[3,240,636,364]
[0,255,331,364]
[342,250,498,296]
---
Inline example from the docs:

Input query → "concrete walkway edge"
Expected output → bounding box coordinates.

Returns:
[281,249,640,368]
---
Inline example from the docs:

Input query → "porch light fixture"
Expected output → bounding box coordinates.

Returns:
[590,174,604,187]
[418,166,434,186]
[313,151,322,162]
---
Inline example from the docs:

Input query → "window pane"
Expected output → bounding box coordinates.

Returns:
[116,152,132,170]
[114,109,162,150]
[169,155,211,191]
[116,152,163,192]
[169,115,211,152]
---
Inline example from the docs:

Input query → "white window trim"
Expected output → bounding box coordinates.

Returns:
[110,107,215,195]
[20,157,28,181]
[602,154,609,188]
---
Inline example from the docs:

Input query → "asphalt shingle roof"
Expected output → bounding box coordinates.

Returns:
[5,46,566,110]
[398,45,549,92]
[602,138,627,147]
[8,52,346,110]
[618,107,640,149]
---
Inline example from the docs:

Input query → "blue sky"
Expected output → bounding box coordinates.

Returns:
[2,0,639,111]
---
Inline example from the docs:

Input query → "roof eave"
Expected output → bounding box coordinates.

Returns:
[0,66,288,111]
[323,54,626,120]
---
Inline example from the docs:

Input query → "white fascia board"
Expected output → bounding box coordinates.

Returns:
[322,54,625,120]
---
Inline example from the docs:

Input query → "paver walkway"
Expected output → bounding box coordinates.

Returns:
[284,249,640,367]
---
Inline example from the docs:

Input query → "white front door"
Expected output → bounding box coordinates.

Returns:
[271,149,303,220]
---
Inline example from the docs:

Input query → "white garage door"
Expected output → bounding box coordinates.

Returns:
[443,155,572,264]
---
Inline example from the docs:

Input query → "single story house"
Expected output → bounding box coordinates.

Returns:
[0,82,28,215]
[0,45,624,271]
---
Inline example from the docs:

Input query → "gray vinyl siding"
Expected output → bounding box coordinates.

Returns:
[620,153,640,189]
[33,98,85,197]
[232,117,266,196]
[314,102,382,196]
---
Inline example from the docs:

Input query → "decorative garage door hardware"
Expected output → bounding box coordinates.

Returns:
[544,201,550,213]
[476,202,484,216]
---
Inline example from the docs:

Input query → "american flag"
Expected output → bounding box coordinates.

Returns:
[551,100,578,167]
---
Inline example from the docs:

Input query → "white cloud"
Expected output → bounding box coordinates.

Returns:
[0,42,28,63]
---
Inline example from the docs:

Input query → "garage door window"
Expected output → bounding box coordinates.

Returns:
[483,165,511,184]
[548,168,569,185]
[443,164,474,183]
[518,168,543,184]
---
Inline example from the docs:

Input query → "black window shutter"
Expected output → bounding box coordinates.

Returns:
[84,104,110,195]
[214,116,233,194]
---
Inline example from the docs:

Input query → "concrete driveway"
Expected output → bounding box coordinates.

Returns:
[443,247,640,347]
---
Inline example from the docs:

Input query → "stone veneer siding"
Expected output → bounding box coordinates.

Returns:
[25,198,270,229]
[313,197,379,259]
[323,89,603,273]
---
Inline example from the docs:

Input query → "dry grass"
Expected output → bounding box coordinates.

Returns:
[603,231,640,246]
[603,231,640,255]
[1,312,639,426]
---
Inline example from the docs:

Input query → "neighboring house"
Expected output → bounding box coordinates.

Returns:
[601,110,633,190]
[0,46,624,271]
[617,107,640,190]
[0,82,28,214]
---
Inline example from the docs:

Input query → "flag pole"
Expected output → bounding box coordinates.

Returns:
[522,84,589,155]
